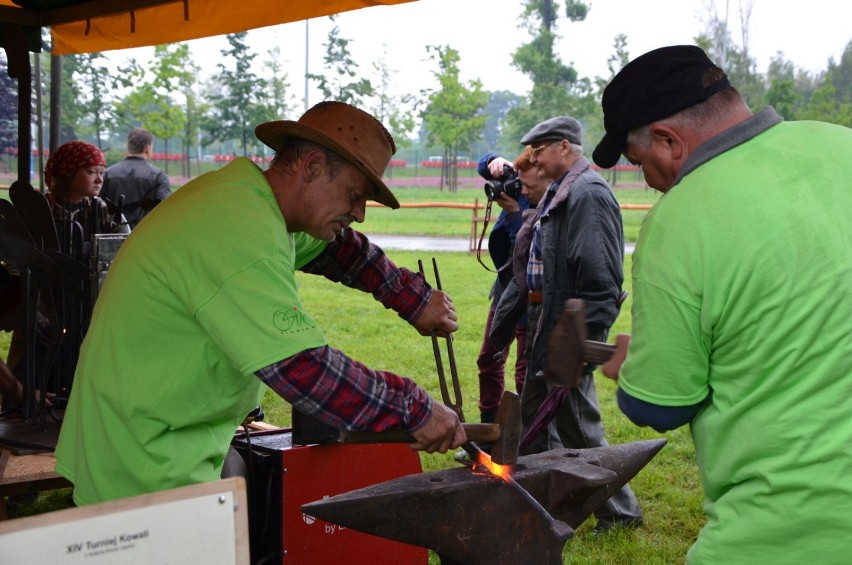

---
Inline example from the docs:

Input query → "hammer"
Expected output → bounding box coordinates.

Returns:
[543,299,625,388]
[340,390,522,465]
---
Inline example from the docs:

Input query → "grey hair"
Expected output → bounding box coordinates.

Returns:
[569,143,584,157]
[271,138,350,178]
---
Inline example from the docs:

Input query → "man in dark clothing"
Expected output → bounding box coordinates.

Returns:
[102,128,172,229]
[473,152,530,425]
[490,116,642,532]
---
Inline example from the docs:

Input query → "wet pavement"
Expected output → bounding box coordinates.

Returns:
[367,234,635,254]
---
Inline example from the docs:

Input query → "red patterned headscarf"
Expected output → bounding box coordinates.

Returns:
[44,141,106,189]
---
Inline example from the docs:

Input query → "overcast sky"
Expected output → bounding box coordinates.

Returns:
[104,0,851,112]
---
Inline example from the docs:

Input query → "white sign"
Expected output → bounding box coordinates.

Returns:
[0,477,249,564]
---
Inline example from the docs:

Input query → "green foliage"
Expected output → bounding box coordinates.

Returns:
[203,32,268,155]
[421,46,488,191]
[72,52,126,148]
[0,52,16,151]
[503,1,586,145]
[765,55,801,120]
[481,89,525,155]
[29,6,850,174]
[369,47,417,148]
[308,18,373,106]
[116,58,186,171]
[258,45,295,123]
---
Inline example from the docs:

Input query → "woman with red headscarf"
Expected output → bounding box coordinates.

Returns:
[44,141,130,238]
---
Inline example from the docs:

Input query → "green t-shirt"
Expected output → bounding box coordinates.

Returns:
[619,120,852,564]
[55,158,329,505]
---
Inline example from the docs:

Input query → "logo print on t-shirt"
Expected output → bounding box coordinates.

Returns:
[273,307,313,333]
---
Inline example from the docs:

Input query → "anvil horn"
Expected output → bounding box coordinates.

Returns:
[514,438,668,529]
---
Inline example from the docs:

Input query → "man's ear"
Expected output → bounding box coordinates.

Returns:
[301,149,327,182]
[649,123,687,162]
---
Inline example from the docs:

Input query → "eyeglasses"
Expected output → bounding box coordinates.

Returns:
[530,141,559,157]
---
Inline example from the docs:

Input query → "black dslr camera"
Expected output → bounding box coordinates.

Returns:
[484,165,522,201]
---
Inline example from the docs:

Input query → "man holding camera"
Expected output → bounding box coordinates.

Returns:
[470,152,531,430]
[490,116,642,532]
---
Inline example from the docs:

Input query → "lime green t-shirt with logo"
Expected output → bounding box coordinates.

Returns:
[55,158,328,505]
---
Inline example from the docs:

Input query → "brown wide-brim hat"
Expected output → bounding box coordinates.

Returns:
[255,101,399,209]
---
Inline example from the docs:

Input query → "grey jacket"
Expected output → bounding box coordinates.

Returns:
[490,156,624,380]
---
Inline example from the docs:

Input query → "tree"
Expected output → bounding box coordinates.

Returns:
[503,0,590,145]
[695,1,765,109]
[480,90,525,156]
[830,41,852,96]
[73,52,130,148]
[258,46,295,122]
[203,32,266,155]
[799,74,852,127]
[307,17,373,106]
[421,45,488,192]
[149,43,198,176]
[765,53,801,120]
[368,46,416,151]
[114,43,191,175]
[0,53,17,154]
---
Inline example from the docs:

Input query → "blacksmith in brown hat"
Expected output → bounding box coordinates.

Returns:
[55,101,466,507]
[488,114,643,533]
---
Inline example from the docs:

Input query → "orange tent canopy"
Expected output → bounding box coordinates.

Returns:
[0,0,417,55]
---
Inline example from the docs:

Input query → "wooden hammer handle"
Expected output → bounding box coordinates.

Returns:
[340,423,500,445]
[583,340,617,366]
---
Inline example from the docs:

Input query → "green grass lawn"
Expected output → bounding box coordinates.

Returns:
[359,184,659,243]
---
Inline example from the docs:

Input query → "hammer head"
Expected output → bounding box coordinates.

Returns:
[489,390,521,465]
[544,299,588,388]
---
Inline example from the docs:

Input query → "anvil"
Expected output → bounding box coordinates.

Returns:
[302,438,666,564]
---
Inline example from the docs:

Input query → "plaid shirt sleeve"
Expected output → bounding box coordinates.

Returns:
[299,228,431,324]
[256,345,433,432]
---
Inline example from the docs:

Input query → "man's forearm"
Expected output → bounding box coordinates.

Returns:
[301,228,431,323]
[257,345,433,432]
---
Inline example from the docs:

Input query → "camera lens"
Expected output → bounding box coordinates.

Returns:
[484,182,502,200]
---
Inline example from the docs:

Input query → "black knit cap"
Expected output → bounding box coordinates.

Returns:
[593,45,730,168]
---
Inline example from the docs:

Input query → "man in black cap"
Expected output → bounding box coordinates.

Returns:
[56,101,467,507]
[596,45,852,563]
[490,115,642,532]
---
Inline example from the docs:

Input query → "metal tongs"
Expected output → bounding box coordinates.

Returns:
[418,257,466,423]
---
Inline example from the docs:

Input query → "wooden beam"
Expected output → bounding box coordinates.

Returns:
[0,0,180,27]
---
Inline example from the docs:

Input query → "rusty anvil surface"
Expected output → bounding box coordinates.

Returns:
[302,438,666,565]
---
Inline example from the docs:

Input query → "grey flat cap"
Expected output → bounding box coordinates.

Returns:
[520,116,583,146]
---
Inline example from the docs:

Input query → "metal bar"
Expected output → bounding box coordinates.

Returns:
[430,257,465,422]
[417,259,452,410]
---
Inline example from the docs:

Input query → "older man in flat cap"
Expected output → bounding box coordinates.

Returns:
[595,45,852,564]
[489,115,643,533]
[55,101,466,507]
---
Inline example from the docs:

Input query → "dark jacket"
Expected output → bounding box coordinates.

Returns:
[102,156,172,229]
[477,152,530,300]
[490,156,624,379]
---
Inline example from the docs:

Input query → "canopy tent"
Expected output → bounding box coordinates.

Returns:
[0,0,418,181]
[0,0,416,55]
